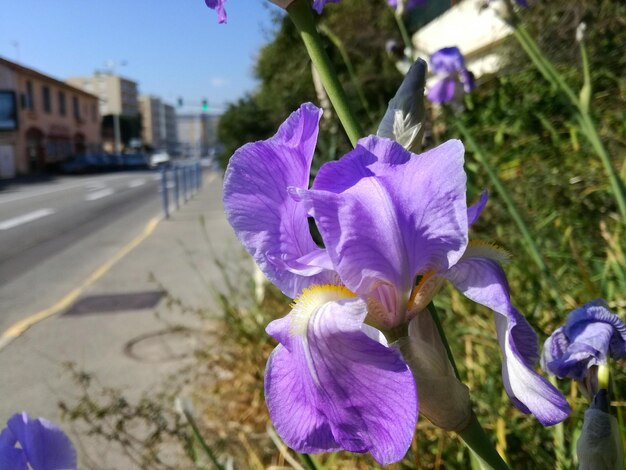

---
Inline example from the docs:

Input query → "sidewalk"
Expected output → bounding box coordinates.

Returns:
[0,171,245,468]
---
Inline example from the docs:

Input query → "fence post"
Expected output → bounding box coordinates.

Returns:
[173,165,180,209]
[160,166,169,218]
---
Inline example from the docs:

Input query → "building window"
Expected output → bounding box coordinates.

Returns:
[26,80,34,110]
[58,91,66,116]
[42,86,51,113]
[73,96,80,119]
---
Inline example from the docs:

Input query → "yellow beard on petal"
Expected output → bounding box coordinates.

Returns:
[290,284,357,337]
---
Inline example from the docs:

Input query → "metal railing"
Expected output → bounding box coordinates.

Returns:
[159,161,203,218]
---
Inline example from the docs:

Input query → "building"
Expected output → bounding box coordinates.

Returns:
[0,57,101,177]
[67,72,140,152]
[139,95,178,155]
[176,113,219,159]
[412,0,512,81]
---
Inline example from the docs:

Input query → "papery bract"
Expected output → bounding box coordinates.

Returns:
[0,413,76,470]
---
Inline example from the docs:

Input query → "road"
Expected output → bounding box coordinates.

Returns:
[0,171,162,334]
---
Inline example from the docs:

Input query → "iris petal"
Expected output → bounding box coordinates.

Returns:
[303,137,468,327]
[223,103,332,298]
[0,427,27,470]
[265,294,417,465]
[443,257,571,425]
[7,413,76,470]
[427,77,458,104]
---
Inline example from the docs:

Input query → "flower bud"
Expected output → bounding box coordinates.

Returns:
[377,58,426,154]
[396,310,472,432]
[576,390,623,470]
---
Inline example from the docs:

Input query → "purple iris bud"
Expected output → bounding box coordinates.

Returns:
[0,413,76,470]
[204,0,227,24]
[542,300,626,383]
[427,47,476,104]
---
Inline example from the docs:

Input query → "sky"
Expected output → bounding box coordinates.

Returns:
[0,0,277,114]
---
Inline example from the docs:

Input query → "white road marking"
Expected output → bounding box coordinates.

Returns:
[128,179,146,188]
[0,173,152,205]
[0,209,55,230]
[85,188,114,201]
[85,181,107,190]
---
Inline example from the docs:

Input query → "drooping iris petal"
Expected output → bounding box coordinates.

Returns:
[311,0,340,13]
[223,103,332,298]
[0,427,27,470]
[265,289,417,465]
[301,138,468,328]
[5,413,76,470]
[426,77,458,104]
[467,191,488,226]
[204,0,227,24]
[442,256,571,425]
[541,300,626,381]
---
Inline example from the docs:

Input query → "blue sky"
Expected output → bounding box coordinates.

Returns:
[0,0,277,113]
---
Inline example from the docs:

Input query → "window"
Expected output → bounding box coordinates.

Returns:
[73,96,80,119]
[42,86,51,113]
[58,91,66,116]
[25,80,34,110]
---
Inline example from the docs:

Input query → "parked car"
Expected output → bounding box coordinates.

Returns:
[121,153,149,169]
[61,154,102,174]
[149,151,170,169]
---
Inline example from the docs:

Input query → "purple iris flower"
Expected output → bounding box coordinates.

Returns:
[205,0,340,23]
[205,0,227,24]
[311,0,340,13]
[387,0,428,11]
[542,300,626,385]
[0,413,76,470]
[223,103,569,461]
[427,47,476,104]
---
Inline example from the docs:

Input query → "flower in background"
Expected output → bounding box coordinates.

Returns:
[0,412,76,470]
[205,0,227,24]
[541,299,626,397]
[427,46,475,104]
[205,0,341,23]
[387,0,428,12]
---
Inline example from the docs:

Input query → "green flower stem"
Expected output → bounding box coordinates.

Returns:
[317,24,378,127]
[393,11,414,58]
[454,119,564,309]
[510,20,626,223]
[287,0,364,146]
[428,303,510,470]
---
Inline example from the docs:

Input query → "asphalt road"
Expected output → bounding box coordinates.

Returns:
[0,171,162,333]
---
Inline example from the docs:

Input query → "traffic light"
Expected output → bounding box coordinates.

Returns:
[201,99,208,112]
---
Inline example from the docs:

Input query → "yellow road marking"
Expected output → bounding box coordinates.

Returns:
[0,216,161,350]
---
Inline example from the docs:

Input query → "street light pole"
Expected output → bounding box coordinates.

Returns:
[104,59,127,154]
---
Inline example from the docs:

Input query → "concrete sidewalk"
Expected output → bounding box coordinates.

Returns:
[0,171,245,468]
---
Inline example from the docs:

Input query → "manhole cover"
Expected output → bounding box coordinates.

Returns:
[63,291,164,316]
[123,327,203,363]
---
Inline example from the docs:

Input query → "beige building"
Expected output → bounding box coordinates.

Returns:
[0,57,101,177]
[67,72,139,117]
[176,113,219,159]
[67,72,140,152]
[139,96,178,155]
